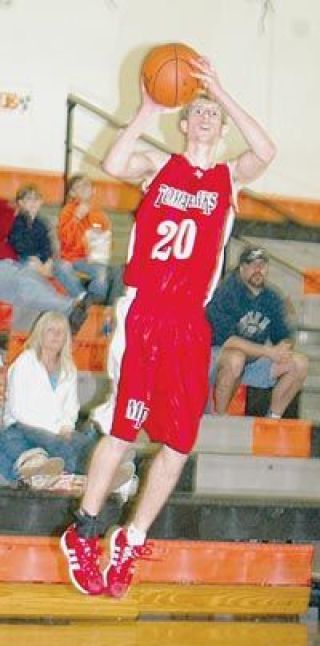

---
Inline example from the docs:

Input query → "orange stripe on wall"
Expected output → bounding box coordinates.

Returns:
[0,166,141,211]
[0,166,64,205]
[1,165,320,223]
[238,191,285,223]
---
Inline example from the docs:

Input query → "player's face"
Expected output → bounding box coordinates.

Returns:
[185,99,224,144]
[41,322,66,355]
[240,259,268,292]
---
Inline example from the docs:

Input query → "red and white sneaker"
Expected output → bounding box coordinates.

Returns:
[103,527,151,598]
[60,524,104,595]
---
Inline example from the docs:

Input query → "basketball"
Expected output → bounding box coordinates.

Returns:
[142,43,201,108]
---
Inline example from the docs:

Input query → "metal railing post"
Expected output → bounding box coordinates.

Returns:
[64,97,76,202]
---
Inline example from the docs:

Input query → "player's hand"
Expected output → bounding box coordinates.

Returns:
[190,56,223,99]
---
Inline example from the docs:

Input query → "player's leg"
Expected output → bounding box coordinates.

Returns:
[103,311,210,598]
[61,298,151,595]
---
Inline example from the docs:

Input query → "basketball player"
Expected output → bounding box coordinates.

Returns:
[61,57,276,597]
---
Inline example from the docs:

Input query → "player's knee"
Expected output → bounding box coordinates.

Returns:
[108,434,133,456]
[161,444,188,474]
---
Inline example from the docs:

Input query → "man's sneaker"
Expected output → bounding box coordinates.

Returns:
[60,524,104,595]
[103,527,150,598]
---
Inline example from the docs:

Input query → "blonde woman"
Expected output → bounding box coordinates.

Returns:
[1,311,97,478]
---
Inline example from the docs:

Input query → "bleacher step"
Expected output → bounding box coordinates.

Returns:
[195,454,320,498]
[0,622,308,646]
[193,415,311,457]
[148,492,320,542]
[0,582,309,619]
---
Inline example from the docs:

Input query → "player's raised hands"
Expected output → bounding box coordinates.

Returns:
[191,57,223,99]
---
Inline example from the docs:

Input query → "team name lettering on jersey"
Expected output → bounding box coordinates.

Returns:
[125,399,149,430]
[154,184,219,216]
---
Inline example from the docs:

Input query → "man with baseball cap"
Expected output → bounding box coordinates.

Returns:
[206,245,308,417]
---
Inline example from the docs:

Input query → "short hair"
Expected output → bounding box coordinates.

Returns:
[16,184,42,202]
[24,311,75,377]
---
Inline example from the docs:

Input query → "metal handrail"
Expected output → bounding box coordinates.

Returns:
[241,188,309,228]
[64,93,310,281]
[67,94,172,154]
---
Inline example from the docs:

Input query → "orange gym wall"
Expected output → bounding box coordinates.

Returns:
[1,165,320,225]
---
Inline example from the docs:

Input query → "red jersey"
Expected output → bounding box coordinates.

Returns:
[124,154,233,306]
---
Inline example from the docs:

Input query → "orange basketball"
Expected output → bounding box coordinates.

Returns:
[142,43,201,108]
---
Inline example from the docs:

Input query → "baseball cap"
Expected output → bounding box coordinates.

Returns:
[239,247,269,265]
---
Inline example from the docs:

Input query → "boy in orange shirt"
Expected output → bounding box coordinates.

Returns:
[59,175,112,302]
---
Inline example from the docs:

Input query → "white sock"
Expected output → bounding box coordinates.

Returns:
[267,410,281,419]
[127,523,146,546]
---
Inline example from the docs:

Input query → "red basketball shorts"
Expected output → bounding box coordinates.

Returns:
[110,297,211,454]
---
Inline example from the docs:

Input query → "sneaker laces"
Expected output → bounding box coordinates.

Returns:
[77,536,102,576]
[110,540,155,582]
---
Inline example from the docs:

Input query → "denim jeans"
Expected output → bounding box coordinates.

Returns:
[0,422,99,480]
[0,260,73,314]
[105,264,125,306]
[52,259,85,298]
[72,260,108,301]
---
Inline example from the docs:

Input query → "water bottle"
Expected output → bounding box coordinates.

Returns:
[85,224,112,265]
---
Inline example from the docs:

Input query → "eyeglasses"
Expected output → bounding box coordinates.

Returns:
[188,105,221,119]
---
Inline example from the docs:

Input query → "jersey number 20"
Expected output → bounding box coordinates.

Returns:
[151,219,197,261]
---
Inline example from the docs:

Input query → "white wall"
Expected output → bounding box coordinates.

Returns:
[0,0,319,198]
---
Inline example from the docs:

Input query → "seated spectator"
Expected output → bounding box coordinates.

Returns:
[206,246,309,418]
[0,311,136,494]
[8,184,87,301]
[0,197,89,334]
[1,311,98,479]
[58,175,124,304]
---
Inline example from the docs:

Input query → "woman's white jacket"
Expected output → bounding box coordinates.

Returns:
[3,348,79,434]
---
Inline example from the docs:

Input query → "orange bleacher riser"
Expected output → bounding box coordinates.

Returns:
[253,418,312,458]
[303,269,320,295]
[0,536,313,587]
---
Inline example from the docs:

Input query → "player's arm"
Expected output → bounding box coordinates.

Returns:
[192,58,276,184]
[102,85,169,184]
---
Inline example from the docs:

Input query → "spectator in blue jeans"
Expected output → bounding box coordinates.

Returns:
[1,311,98,480]
[0,197,90,334]
[206,246,309,418]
